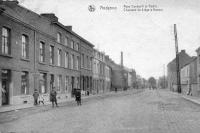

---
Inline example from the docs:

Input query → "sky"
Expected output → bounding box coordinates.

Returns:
[18,0,200,79]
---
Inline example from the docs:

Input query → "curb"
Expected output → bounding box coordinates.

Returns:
[159,90,200,105]
[0,90,142,113]
[182,95,200,105]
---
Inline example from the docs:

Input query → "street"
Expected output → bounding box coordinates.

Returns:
[1,89,200,133]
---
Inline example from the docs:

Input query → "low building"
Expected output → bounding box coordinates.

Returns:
[167,50,192,92]
[180,57,197,95]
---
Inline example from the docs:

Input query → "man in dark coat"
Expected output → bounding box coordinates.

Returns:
[33,89,39,105]
[50,87,58,107]
[75,88,81,106]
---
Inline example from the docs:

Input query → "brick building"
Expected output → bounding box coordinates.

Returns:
[105,55,112,92]
[180,57,198,96]
[80,40,93,95]
[195,47,200,95]
[0,1,94,106]
[167,50,192,92]
[92,49,105,94]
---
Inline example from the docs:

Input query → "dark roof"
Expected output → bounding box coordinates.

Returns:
[1,1,94,48]
[52,21,94,48]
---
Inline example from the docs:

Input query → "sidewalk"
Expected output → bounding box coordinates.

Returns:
[0,89,141,113]
[182,95,200,105]
[166,89,200,105]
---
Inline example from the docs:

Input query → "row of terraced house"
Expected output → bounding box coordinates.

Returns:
[0,1,136,107]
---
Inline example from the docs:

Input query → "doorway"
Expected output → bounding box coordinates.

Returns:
[1,69,10,105]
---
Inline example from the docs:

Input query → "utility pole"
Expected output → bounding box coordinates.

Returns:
[163,64,165,89]
[174,24,181,93]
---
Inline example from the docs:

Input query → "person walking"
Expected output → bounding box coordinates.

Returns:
[33,89,39,105]
[38,94,44,105]
[75,88,81,106]
[50,87,58,107]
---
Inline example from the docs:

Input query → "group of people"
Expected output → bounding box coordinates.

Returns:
[32,89,44,105]
[33,87,82,107]
[32,87,58,107]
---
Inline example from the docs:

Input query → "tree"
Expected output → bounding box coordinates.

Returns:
[148,77,156,89]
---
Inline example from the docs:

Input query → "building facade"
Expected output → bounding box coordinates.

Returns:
[92,49,105,94]
[0,1,93,106]
[180,57,197,96]
[195,47,200,95]
[104,55,111,92]
[0,0,138,107]
[80,40,93,95]
[167,50,192,92]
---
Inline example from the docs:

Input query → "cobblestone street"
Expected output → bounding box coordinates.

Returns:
[1,89,200,133]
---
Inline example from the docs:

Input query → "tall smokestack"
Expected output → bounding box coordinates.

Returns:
[121,51,123,67]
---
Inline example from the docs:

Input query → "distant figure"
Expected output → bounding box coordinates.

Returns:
[50,87,58,107]
[38,94,44,105]
[115,88,117,93]
[75,88,81,106]
[33,89,39,105]
[2,85,6,104]
[187,84,192,96]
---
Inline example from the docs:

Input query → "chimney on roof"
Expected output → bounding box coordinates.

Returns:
[181,50,185,53]
[41,13,58,22]
[65,26,72,31]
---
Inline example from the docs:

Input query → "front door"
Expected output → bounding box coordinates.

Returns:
[1,70,10,105]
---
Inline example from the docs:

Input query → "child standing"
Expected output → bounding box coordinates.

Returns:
[38,94,44,105]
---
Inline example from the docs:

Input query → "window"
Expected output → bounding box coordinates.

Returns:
[75,43,79,51]
[50,45,54,65]
[74,77,77,88]
[73,54,75,69]
[64,37,68,46]
[50,74,54,90]
[65,52,69,68]
[65,76,69,92]
[39,42,45,62]
[39,73,47,94]
[76,56,79,70]
[77,77,80,89]
[70,40,74,49]
[58,75,62,91]
[22,35,29,59]
[74,55,77,70]
[87,56,89,69]
[2,27,11,55]
[57,33,61,43]
[90,57,92,70]
[98,53,100,59]
[72,55,76,69]
[57,49,62,66]
[21,71,29,94]
[70,54,73,69]
[81,53,84,68]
